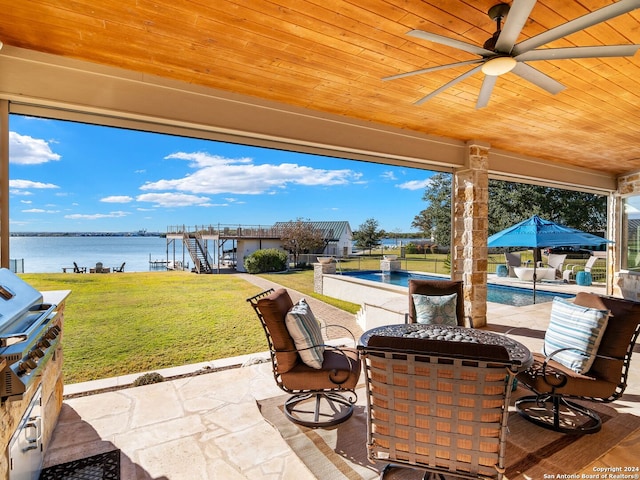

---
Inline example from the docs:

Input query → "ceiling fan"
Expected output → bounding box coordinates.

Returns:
[384,0,640,108]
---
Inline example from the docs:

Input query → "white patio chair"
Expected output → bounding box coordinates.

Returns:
[562,255,600,283]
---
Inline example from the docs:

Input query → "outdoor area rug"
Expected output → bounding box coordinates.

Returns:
[258,388,640,480]
[39,450,120,480]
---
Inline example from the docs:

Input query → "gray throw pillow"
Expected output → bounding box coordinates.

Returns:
[412,292,458,326]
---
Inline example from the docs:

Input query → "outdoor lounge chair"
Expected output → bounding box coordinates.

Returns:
[516,292,640,434]
[62,262,86,273]
[504,252,521,277]
[247,288,361,428]
[562,255,600,283]
[545,253,567,279]
[359,335,518,480]
[408,278,469,327]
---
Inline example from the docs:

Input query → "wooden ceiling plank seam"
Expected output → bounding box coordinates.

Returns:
[3,2,105,30]
[203,0,366,56]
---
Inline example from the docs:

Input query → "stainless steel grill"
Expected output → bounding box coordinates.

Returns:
[0,269,62,401]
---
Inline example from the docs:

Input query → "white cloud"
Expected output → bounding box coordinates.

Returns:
[136,192,215,207]
[381,171,397,180]
[9,179,59,189]
[101,195,134,203]
[65,211,130,220]
[140,151,361,195]
[397,179,432,191]
[22,208,60,214]
[10,132,61,165]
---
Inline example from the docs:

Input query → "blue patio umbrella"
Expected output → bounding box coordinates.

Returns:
[488,215,612,302]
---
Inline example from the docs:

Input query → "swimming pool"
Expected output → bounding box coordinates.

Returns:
[340,271,574,307]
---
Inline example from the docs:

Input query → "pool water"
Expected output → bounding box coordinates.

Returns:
[340,271,574,307]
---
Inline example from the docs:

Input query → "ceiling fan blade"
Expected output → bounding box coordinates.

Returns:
[516,44,640,61]
[415,65,483,105]
[383,59,484,81]
[495,0,537,53]
[511,62,565,94]
[513,0,640,55]
[476,75,498,109]
[407,30,494,56]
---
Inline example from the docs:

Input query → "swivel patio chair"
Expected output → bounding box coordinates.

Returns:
[408,278,469,327]
[247,288,361,428]
[360,335,518,480]
[516,292,640,434]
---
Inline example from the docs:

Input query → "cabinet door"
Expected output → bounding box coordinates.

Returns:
[9,387,43,480]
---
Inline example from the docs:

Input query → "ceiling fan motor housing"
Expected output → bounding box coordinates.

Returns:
[488,3,511,22]
[484,3,511,51]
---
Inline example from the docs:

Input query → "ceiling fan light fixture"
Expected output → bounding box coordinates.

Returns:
[481,56,517,76]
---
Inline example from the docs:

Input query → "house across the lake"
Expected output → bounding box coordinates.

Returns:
[166,221,353,273]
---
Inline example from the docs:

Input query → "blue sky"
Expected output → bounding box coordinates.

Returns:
[9,115,437,233]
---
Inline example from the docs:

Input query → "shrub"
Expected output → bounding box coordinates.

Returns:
[244,249,288,273]
[133,372,165,386]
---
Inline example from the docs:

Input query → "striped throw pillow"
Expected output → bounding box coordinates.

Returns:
[543,297,610,374]
[412,293,458,326]
[285,298,325,369]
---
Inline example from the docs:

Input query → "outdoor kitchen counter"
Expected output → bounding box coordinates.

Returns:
[42,290,72,305]
[0,284,71,480]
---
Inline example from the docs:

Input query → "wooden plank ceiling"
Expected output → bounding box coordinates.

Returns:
[0,0,639,175]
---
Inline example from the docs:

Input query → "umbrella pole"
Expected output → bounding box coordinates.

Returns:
[533,264,537,304]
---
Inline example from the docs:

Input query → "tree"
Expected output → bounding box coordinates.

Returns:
[487,180,607,235]
[279,218,326,266]
[353,218,385,254]
[411,173,452,246]
[412,175,608,245]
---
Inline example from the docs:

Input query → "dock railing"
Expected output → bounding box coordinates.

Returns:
[167,224,285,239]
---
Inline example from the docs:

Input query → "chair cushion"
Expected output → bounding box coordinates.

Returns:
[285,298,325,369]
[543,297,610,374]
[256,289,298,374]
[412,292,458,326]
[280,348,361,391]
[573,292,640,385]
[516,352,619,398]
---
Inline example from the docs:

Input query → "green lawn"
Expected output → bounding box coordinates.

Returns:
[20,271,269,384]
[17,251,521,384]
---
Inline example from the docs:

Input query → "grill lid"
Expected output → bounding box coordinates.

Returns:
[0,269,44,342]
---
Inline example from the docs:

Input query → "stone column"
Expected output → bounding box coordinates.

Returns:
[452,141,489,327]
[380,258,401,272]
[314,261,336,294]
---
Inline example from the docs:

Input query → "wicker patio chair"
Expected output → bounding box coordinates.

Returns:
[516,292,640,434]
[408,279,469,327]
[360,335,518,480]
[247,288,361,428]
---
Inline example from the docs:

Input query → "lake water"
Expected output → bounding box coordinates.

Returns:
[9,236,185,273]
